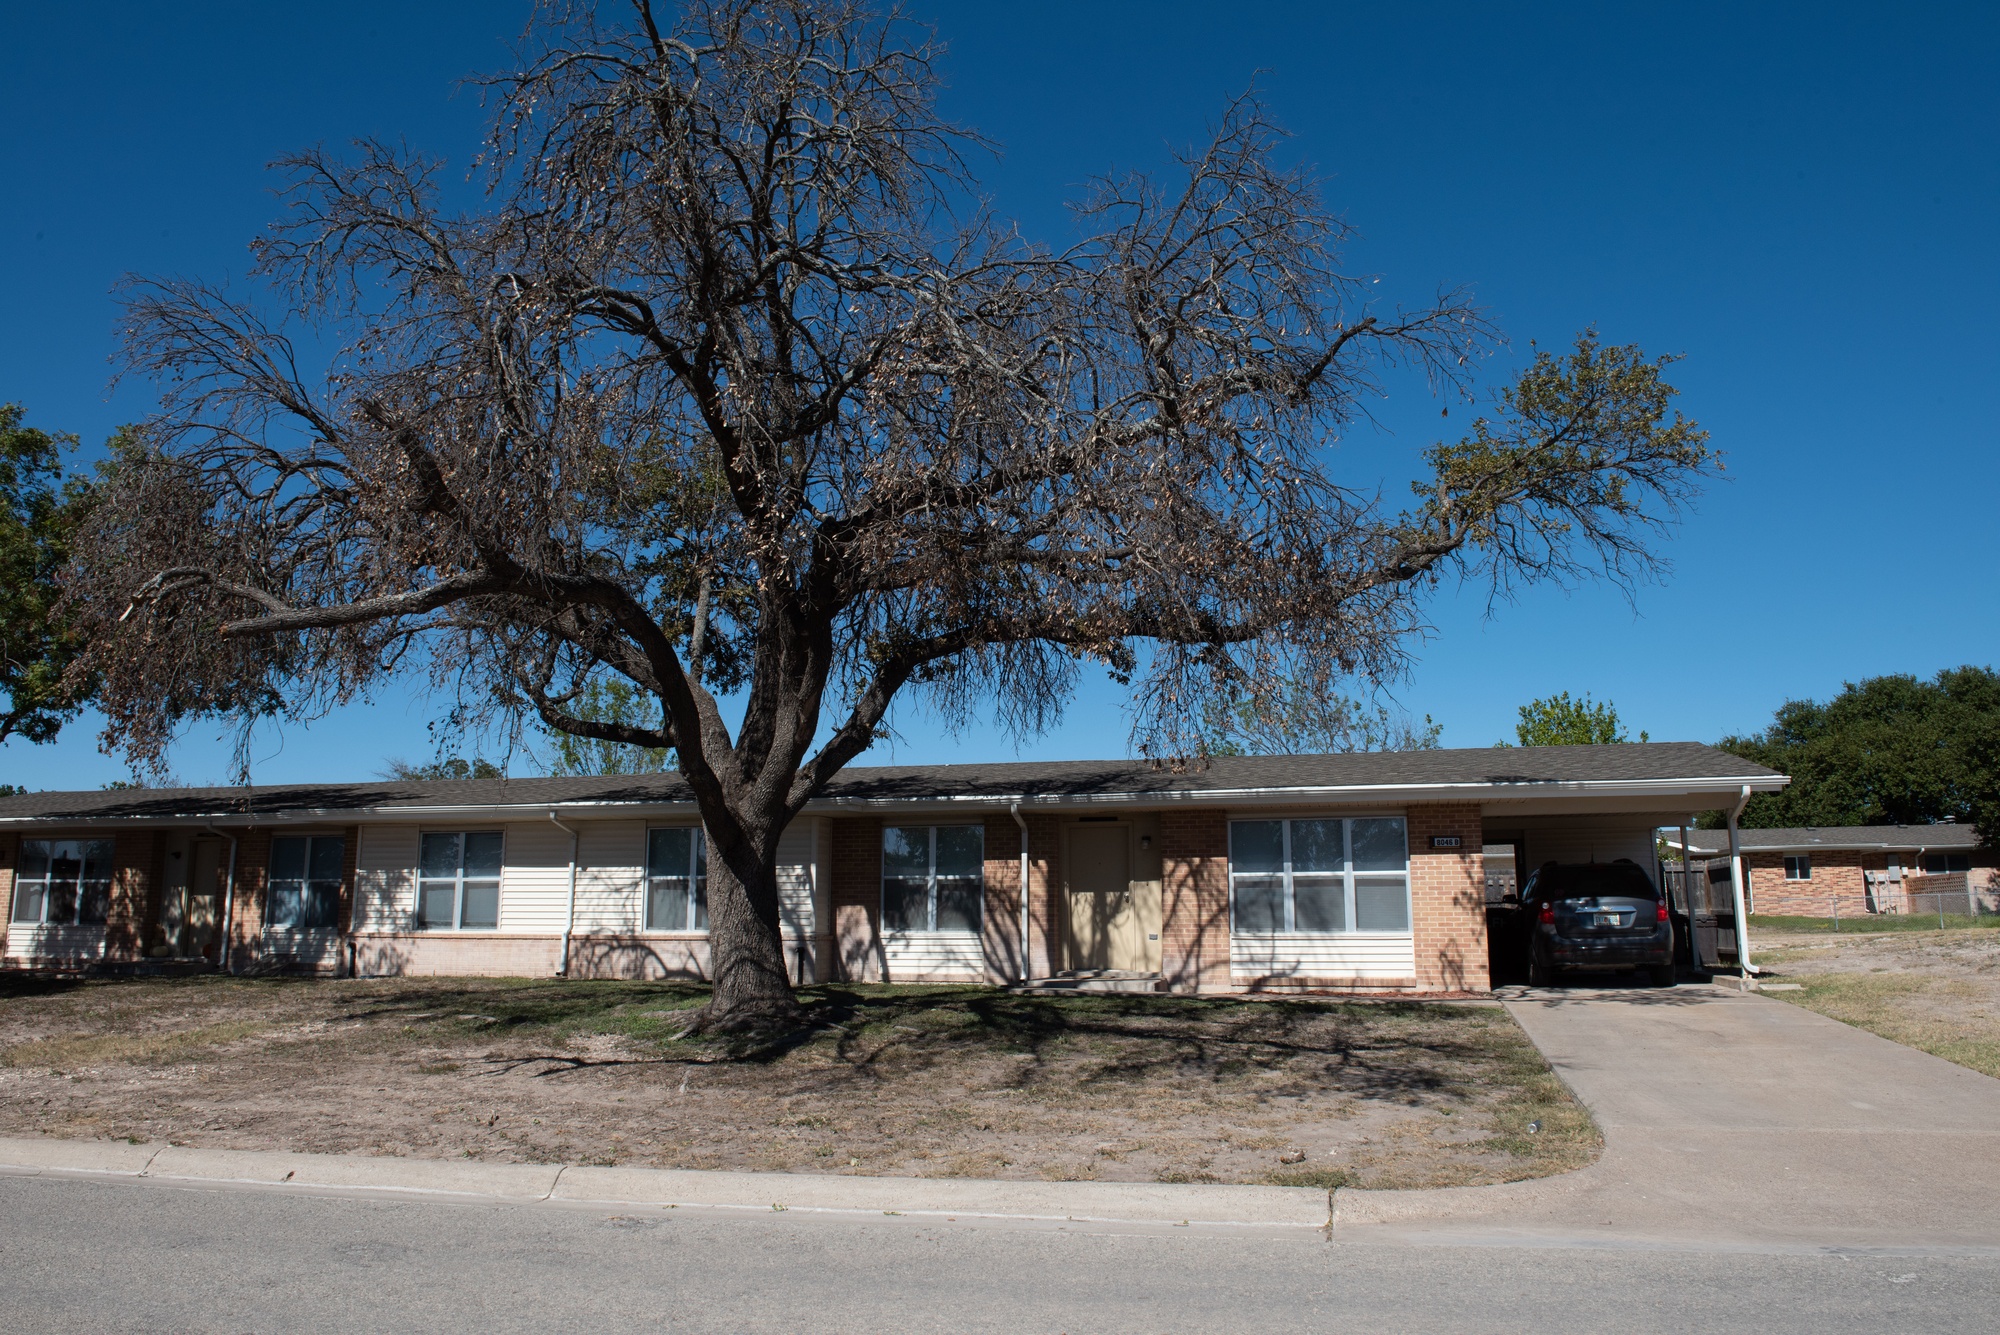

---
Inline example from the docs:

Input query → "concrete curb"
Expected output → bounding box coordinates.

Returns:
[0,1136,1329,1230]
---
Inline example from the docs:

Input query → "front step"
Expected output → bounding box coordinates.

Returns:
[1011,970,1165,995]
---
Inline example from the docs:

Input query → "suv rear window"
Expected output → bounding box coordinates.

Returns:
[1536,863,1658,901]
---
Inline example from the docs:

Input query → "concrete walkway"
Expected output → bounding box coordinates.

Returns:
[1337,984,2000,1252]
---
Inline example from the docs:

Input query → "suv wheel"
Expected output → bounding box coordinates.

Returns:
[1528,956,1555,988]
[1649,965,1676,988]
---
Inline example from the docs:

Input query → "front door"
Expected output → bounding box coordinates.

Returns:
[1065,825,1160,972]
[174,839,223,960]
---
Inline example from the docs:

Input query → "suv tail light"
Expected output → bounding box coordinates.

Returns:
[1538,903,1555,925]
[1656,900,1669,922]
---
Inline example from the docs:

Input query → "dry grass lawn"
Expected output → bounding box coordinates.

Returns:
[0,976,1597,1190]
[1755,925,2000,1079]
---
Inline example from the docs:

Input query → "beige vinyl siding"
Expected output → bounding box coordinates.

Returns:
[495,821,573,934]
[353,825,420,931]
[882,930,984,980]
[3,924,107,962]
[572,820,647,934]
[261,928,342,967]
[356,816,824,942]
[775,821,816,940]
[1231,932,1416,980]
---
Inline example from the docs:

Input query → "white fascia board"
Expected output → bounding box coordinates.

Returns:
[1664,835,1950,854]
[0,773,1787,829]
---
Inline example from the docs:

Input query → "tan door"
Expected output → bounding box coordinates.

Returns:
[1066,825,1161,972]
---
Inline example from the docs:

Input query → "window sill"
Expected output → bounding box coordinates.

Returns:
[1230,929,1414,939]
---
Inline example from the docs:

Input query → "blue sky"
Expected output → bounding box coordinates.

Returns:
[3,1,1996,788]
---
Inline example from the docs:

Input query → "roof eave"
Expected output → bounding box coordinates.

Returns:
[0,773,1788,827]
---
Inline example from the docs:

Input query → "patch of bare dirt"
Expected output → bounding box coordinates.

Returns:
[0,976,1597,1190]
[1756,927,2000,1079]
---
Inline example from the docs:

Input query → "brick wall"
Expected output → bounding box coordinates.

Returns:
[829,815,884,981]
[1159,809,1229,993]
[222,828,272,968]
[1406,803,1488,994]
[353,933,562,977]
[104,829,163,963]
[1024,813,1063,977]
[1746,849,1871,916]
[979,813,1025,984]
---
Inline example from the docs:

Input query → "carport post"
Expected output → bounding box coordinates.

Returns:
[1727,785,1754,983]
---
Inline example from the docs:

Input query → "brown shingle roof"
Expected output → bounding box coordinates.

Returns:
[0,742,1781,824]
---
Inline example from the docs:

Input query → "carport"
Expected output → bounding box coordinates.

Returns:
[1480,763,1784,984]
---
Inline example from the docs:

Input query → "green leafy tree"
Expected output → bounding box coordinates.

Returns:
[1710,667,2000,837]
[543,678,674,776]
[1505,691,1646,746]
[380,756,506,781]
[0,403,103,744]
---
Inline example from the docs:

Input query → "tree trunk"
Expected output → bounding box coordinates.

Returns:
[703,825,799,1025]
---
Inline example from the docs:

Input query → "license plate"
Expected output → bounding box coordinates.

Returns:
[1598,912,1631,928]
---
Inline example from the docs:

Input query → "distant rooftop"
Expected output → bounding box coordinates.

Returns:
[1672,824,1984,855]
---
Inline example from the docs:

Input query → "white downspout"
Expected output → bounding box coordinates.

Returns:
[1010,801,1031,983]
[549,812,580,978]
[204,822,239,975]
[1726,785,1756,982]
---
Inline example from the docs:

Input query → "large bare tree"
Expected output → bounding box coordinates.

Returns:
[71,0,1715,1023]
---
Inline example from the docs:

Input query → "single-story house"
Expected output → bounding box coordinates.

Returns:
[1666,824,1994,917]
[0,743,1784,994]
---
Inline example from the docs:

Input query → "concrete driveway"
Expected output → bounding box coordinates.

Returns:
[1337,984,2000,1253]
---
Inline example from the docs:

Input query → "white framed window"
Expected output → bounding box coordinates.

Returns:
[267,835,346,931]
[417,832,503,930]
[1229,817,1410,934]
[1921,853,1972,874]
[646,827,708,932]
[1783,855,1812,881]
[10,839,114,927]
[882,825,983,933]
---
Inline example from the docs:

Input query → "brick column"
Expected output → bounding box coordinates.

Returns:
[1160,809,1229,993]
[105,829,162,964]
[226,829,272,970]
[980,813,1023,984]
[1025,813,1062,977]
[1406,803,1488,993]
[828,816,883,982]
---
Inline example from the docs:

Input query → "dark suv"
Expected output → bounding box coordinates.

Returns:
[1513,860,1675,987]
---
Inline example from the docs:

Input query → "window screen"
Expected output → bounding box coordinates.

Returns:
[882,826,984,932]
[416,832,503,930]
[267,836,346,930]
[646,827,708,931]
[10,839,114,926]
[1229,818,1410,934]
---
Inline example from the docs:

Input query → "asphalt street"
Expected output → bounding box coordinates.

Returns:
[1,1172,1994,1334]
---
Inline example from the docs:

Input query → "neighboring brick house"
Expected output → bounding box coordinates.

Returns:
[1,744,1783,995]
[1668,824,1994,917]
